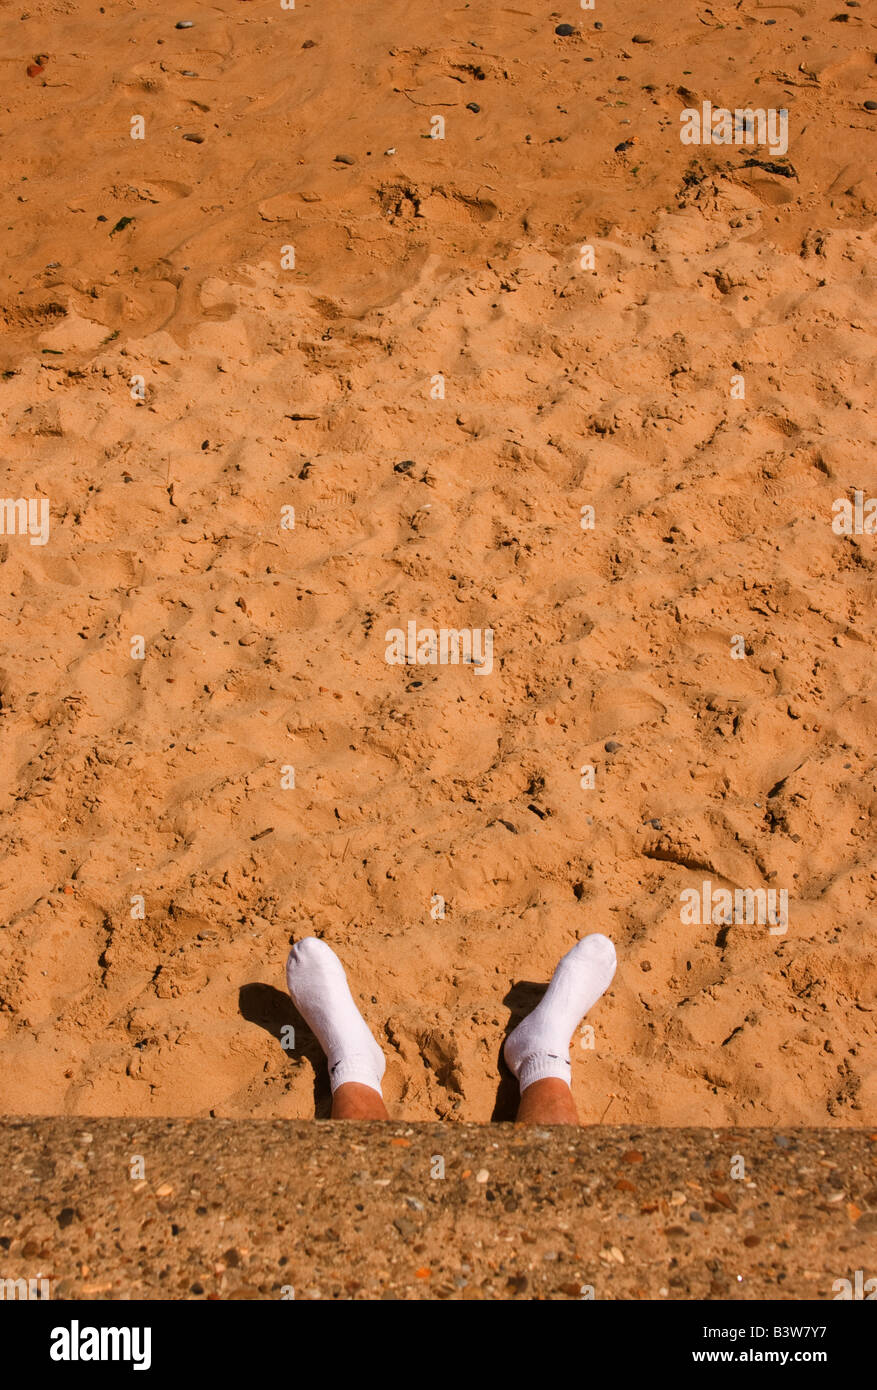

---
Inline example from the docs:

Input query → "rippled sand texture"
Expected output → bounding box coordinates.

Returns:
[0,1,875,1123]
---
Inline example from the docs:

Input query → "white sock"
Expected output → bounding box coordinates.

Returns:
[503,934,617,1094]
[285,938,386,1096]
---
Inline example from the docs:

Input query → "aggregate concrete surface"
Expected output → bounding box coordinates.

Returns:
[1,1121,874,1300]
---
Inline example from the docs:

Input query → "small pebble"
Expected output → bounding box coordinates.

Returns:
[631,34,653,43]
[555,23,574,36]
[175,20,194,28]
[334,153,356,165]
[604,740,621,752]
[864,101,877,111]
[394,459,416,473]
[647,818,662,830]
[594,20,603,29]
[475,1169,489,1183]
[183,133,204,143]
[384,147,396,154]
[466,102,480,113]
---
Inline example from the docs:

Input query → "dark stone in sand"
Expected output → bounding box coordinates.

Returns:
[466,102,480,113]
[742,157,796,177]
[632,35,653,43]
[183,134,204,143]
[648,818,662,830]
[604,740,621,752]
[394,460,416,473]
[555,24,574,36]
[334,153,356,165]
[175,20,194,28]
[864,101,877,111]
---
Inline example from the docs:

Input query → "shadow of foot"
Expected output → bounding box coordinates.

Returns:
[238,983,330,1117]
[490,979,547,1121]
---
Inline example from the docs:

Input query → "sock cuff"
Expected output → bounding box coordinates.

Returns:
[517,1051,571,1094]
[329,1056,384,1097]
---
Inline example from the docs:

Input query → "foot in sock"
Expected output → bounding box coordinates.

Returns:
[503,934,617,1093]
[285,938,386,1095]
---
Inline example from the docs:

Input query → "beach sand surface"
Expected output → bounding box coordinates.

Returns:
[0,1,875,1123]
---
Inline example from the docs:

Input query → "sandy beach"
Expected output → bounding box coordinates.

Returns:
[0,0,875,1126]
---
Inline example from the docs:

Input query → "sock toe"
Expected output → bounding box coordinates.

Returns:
[286,937,342,993]
[573,932,617,972]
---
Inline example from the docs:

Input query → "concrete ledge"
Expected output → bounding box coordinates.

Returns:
[0,1121,874,1300]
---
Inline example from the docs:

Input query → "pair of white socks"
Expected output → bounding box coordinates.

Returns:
[285,933,617,1098]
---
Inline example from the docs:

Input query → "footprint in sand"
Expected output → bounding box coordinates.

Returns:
[586,682,667,742]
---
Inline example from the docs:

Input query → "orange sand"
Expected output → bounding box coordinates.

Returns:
[0,1,875,1123]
